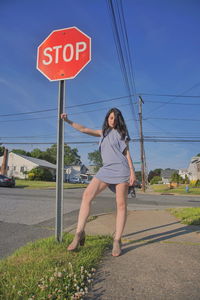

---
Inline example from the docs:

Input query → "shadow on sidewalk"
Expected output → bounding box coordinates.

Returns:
[122,222,200,255]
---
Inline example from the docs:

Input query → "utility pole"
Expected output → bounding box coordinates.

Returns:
[1,148,8,176]
[139,96,145,192]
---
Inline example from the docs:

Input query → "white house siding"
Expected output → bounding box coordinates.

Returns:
[0,152,37,178]
[187,157,200,181]
[0,152,56,179]
[178,169,188,179]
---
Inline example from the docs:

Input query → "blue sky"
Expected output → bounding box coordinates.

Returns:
[1,0,200,172]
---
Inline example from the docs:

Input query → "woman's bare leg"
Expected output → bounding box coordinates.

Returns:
[76,177,108,233]
[114,182,129,240]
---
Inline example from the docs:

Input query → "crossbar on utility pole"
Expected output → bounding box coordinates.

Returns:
[139,96,145,192]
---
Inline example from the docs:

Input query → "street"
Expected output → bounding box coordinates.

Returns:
[0,187,200,258]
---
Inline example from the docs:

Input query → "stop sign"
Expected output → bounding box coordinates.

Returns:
[37,27,91,81]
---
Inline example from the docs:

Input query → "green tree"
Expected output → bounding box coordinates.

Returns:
[197,153,200,157]
[31,144,81,165]
[30,148,44,159]
[28,167,53,181]
[88,150,103,172]
[0,146,5,156]
[150,176,162,185]
[170,172,184,184]
[148,168,162,182]
[12,149,31,156]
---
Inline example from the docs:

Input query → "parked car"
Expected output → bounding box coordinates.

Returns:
[0,175,15,188]
[69,177,80,183]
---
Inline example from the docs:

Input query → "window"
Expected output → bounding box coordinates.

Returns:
[20,167,25,173]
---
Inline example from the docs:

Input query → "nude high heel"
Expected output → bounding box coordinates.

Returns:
[67,231,85,251]
[112,239,122,257]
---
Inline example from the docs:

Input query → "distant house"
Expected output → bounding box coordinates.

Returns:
[178,168,189,179]
[187,156,200,181]
[0,152,56,179]
[161,169,178,184]
[65,164,88,182]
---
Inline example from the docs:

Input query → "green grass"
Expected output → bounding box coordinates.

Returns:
[151,184,200,195]
[0,233,112,300]
[15,179,87,190]
[168,207,200,225]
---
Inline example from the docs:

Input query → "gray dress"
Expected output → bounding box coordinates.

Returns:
[95,128,130,193]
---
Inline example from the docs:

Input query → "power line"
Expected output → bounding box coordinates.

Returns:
[138,93,200,98]
[0,95,137,118]
[0,103,133,123]
[145,117,200,122]
[107,0,139,135]
[2,138,200,145]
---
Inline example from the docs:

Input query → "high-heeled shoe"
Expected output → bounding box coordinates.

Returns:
[67,231,85,251]
[112,239,122,257]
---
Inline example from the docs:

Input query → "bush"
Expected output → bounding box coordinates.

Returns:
[28,167,53,181]
[150,176,162,185]
[195,179,200,187]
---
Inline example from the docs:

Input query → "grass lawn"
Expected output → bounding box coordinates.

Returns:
[0,233,112,300]
[151,184,200,195]
[16,179,87,189]
[168,207,200,225]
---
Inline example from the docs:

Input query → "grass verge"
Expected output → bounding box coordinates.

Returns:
[0,233,112,300]
[151,184,200,195]
[15,180,87,190]
[168,207,200,225]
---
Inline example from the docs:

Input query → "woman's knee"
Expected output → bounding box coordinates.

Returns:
[116,199,127,211]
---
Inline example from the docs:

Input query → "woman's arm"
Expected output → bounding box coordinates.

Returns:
[125,146,136,186]
[61,113,102,137]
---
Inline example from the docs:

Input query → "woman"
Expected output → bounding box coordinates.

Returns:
[61,108,136,256]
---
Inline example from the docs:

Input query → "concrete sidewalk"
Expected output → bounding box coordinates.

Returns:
[69,210,200,300]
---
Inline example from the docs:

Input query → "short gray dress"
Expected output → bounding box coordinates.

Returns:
[95,128,130,193]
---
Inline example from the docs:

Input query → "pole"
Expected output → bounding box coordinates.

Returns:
[56,80,65,242]
[139,96,145,192]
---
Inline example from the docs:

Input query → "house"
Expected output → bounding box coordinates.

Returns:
[64,164,88,182]
[178,168,189,179]
[161,169,178,184]
[0,152,56,179]
[187,156,200,181]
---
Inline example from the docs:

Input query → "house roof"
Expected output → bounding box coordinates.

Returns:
[161,169,178,178]
[12,152,56,169]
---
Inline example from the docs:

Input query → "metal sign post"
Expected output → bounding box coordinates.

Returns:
[55,80,65,242]
[37,27,91,242]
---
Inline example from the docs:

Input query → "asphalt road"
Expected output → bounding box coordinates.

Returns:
[0,187,200,259]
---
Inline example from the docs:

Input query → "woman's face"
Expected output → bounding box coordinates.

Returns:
[108,112,116,128]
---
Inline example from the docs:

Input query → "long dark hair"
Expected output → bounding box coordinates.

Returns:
[102,107,130,141]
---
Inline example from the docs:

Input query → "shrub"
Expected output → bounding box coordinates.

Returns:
[28,167,53,181]
[195,179,200,187]
[150,176,162,185]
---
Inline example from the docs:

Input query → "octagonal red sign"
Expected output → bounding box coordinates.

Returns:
[37,27,91,81]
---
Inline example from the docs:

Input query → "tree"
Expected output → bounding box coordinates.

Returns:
[88,150,103,172]
[170,172,184,184]
[30,148,43,159]
[12,149,31,156]
[148,168,162,182]
[197,153,200,157]
[150,176,162,185]
[0,146,5,156]
[11,145,82,165]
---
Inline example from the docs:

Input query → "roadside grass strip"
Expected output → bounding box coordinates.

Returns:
[151,184,200,195]
[168,207,200,225]
[0,233,112,300]
[16,180,87,190]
